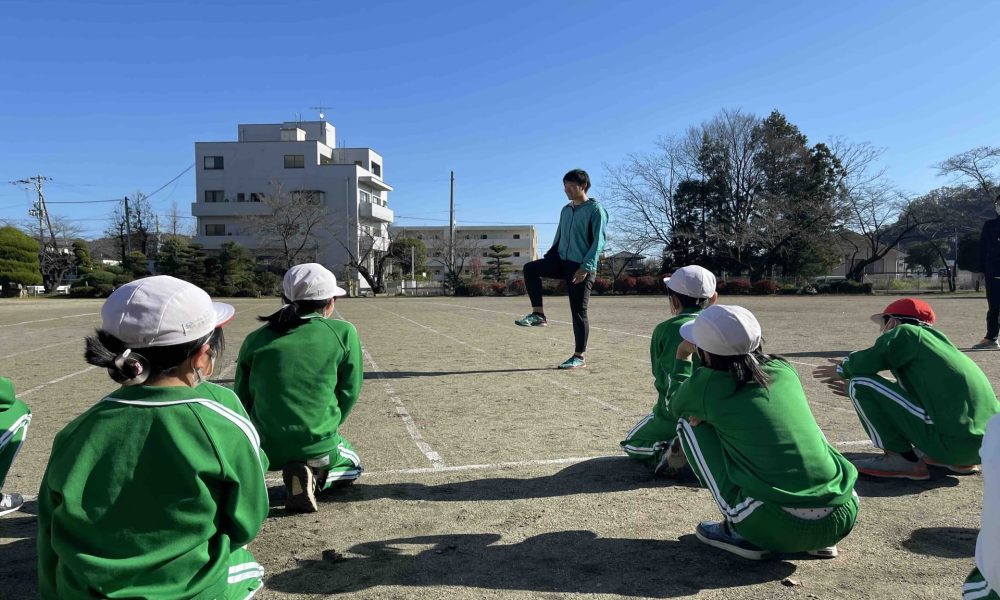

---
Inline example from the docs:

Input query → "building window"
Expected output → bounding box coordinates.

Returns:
[465,235,471,240]
[250,193,263,202]
[203,156,224,170]
[480,234,488,239]
[236,193,245,202]
[482,252,488,257]
[513,252,521,257]
[205,224,226,236]
[284,154,305,169]
[513,234,520,239]
[354,160,363,168]
[371,161,382,177]
[360,190,371,203]
[204,190,224,203]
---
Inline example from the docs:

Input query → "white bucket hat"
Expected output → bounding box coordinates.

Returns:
[282,263,347,301]
[679,304,762,356]
[663,265,716,298]
[101,276,235,348]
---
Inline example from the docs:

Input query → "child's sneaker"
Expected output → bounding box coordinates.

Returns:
[283,463,318,513]
[695,520,770,560]
[922,456,981,475]
[558,355,586,369]
[807,546,839,558]
[654,438,688,477]
[852,452,930,480]
[515,313,548,327]
[0,492,24,517]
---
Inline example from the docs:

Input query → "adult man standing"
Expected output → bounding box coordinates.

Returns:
[515,169,608,369]
[977,193,1000,349]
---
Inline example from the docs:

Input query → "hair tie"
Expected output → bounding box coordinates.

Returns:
[111,349,151,386]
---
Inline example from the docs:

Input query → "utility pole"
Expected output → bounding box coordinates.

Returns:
[411,245,415,280]
[123,196,132,256]
[449,171,455,269]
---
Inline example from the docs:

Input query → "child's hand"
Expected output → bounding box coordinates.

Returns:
[676,340,697,361]
[688,416,702,426]
[812,358,848,397]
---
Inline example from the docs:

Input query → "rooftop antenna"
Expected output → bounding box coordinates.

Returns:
[310,104,332,120]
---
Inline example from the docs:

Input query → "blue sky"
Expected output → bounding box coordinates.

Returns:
[1,0,998,247]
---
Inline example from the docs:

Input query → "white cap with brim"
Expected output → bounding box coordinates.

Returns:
[283,263,347,301]
[663,265,716,298]
[679,304,762,356]
[101,276,235,348]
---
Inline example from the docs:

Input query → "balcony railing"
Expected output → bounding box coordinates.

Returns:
[359,201,394,222]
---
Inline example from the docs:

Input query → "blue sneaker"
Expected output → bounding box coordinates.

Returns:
[515,313,548,327]
[558,355,586,369]
[0,492,24,517]
[695,520,770,560]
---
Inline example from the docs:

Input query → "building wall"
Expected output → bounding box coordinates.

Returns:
[390,225,538,280]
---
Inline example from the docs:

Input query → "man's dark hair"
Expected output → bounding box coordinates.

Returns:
[563,169,591,192]
[666,287,711,310]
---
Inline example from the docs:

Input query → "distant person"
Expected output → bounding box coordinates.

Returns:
[620,265,716,474]
[37,276,268,599]
[670,305,858,559]
[814,298,1000,480]
[966,413,1000,600]
[235,263,364,513]
[0,376,30,517]
[515,169,608,369]
[977,193,1000,349]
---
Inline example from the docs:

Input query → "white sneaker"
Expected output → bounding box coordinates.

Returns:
[807,546,838,558]
[0,492,24,517]
[852,452,930,480]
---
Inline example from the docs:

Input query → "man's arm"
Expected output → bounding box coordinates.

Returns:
[981,221,991,274]
[579,205,608,273]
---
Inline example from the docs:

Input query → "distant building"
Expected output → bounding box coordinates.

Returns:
[603,251,647,276]
[390,224,538,280]
[191,120,393,289]
[830,232,907,278]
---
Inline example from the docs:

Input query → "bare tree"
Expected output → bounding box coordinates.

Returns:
[167,200,183,237]
[246,183,327,269]
[335,223,396,294]
[936,146,1000,199]
[424,233,484,292]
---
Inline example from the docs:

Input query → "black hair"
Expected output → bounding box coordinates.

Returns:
[667,287,712,310]
[85,328,225,386]
[698,342,784,391]
[562,169,591,192]
[257,295,331,332]
[883,314,924,327]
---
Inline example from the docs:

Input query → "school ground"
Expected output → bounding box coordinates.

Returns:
[0,293,995,600]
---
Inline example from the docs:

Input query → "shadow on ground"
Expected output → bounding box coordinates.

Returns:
[265,530,797,597]
[0,510,38,600]
[364,367,554,379]
[902,527,978,558]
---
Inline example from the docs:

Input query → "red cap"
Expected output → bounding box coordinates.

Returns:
[869,298,936,325]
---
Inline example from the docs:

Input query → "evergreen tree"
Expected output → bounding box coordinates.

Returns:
[486,244,513,281]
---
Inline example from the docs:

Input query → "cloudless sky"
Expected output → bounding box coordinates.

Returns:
[1,0,998,246]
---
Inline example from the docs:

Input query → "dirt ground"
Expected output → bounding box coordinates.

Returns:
[0,293,996,599]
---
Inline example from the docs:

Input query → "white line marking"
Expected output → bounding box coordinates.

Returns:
[19,366,100,398]
[370,304,629,415]
[0,340,78,360]
[787,360,820,368]
[0,312,98,328]
[363,347,447,469]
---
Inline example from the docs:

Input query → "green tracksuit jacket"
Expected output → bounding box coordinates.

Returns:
[671,359,857,508]
[37,382,269,600]
[838,324,1000,441]
[651,307,702,420]
[546,199,609,272]
[235,314,363,468]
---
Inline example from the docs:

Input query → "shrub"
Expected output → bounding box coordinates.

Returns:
[490,282,507,296]
[750,279,779,295]
[507,279,526,295]
[468,282,489,297]
[614,276,637,294]
[719,279,750,295]
[635,276,662,294]
[777,284,799,295]
[592,277,612,295]
[113,274,135,286]
[453,282,470,296]
[86,270,116,286]
[814,280,873,295]
[541,280,564,296]
[94,284,115,297]
[69,285,94,298]
[217,285,238,297]
[234,287,259,298]
[201,286,217,296]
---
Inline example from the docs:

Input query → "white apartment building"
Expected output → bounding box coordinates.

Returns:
[390,224,538,280]
[191,120,393,289]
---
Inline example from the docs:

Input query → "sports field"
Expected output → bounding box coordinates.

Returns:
[0,293,994,599]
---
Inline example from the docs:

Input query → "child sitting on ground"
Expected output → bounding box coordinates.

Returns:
[37,276,269,599]
[671,304,859,560]
[0,376,30,517]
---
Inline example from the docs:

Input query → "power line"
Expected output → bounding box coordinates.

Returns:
[395,214,557,225]
[144,163,195,201]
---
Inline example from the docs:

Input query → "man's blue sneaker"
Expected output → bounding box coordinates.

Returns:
[515,313,548,327]
[558,355,586,369]
[695,520,770,560]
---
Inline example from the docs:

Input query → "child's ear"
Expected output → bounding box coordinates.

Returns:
[708,291,719,305]
[191,343,213,372]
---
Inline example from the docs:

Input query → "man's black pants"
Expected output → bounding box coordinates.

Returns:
[523,256,595,354]
[986,273,1000,340]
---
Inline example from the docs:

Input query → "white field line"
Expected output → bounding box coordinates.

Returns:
[362,347,447,469]
[369,304,629,415]
[428,301,653,339]
[0,340,78,360]
[0,312,98,328]
[19,366,100,398]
